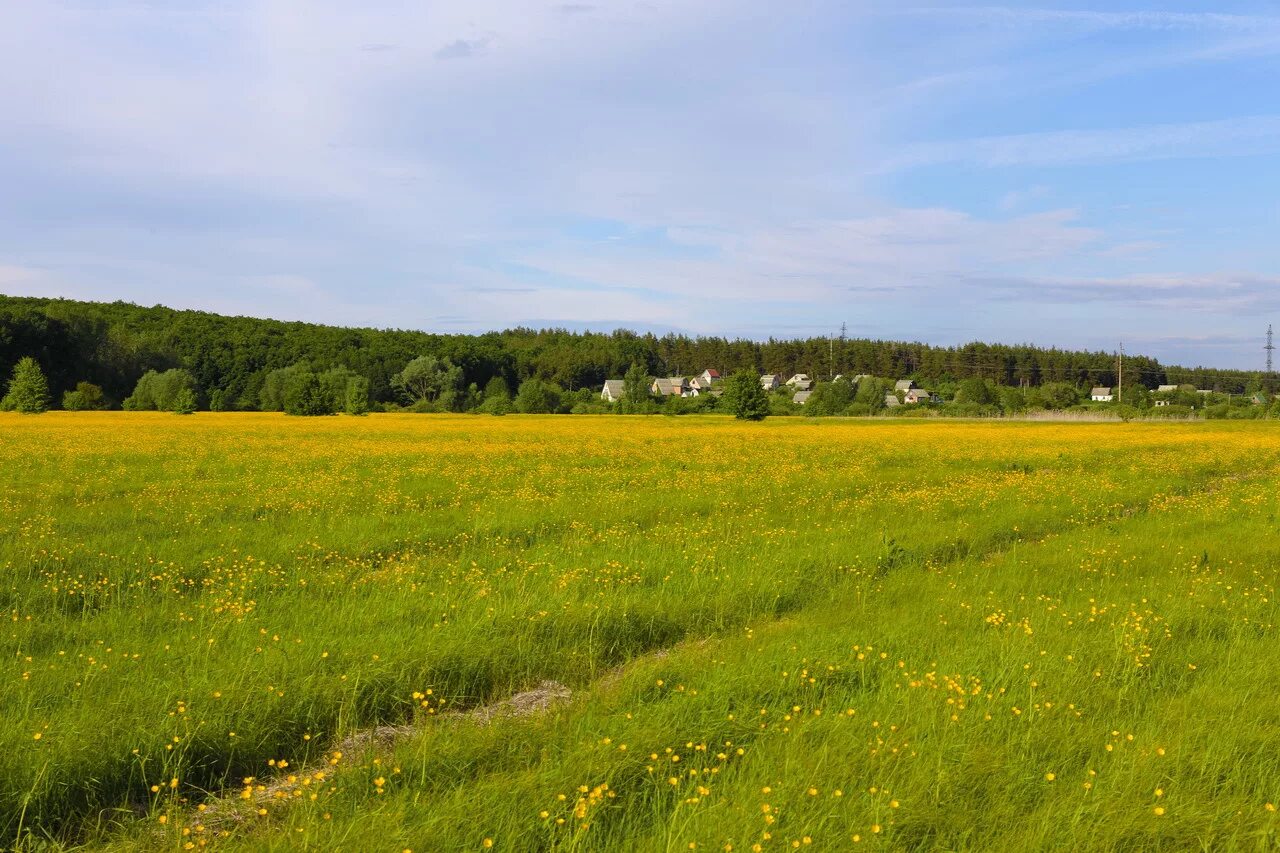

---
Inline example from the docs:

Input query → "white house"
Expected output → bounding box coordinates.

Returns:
[760,374,781,391]
[601,379,625,402]
[1091,387,1114,402]
[786,373,812,390]
[689,373,719,392]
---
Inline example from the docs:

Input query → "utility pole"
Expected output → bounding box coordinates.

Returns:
[1117,342,1124,404]
[1267,324,1275,374]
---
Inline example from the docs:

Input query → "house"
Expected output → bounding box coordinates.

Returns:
[1091,387,1114,402]
[689,374,719,392]
[698,369,721,384]
[883,393,900,408]
[793,390,812,405]
[600,379,625,402]
[894,379,918,392]
[1156,384,1178,393]
[903,388,933,404]
[651,377,688,397]
[760,374,781,391]
[786,373,812,390]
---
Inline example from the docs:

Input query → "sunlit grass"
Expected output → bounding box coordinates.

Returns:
[1,412,1277,850]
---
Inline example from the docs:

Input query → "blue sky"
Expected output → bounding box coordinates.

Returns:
[2,2,1279,367]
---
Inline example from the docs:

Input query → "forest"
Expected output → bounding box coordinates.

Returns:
[0,294,1268,410]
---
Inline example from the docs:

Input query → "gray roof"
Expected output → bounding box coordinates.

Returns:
[601,379,624,398]
[652,377,685,395]
[1091,387,1112,396]
[895,379,916,391]
[793,390,812,404]
[884,393,900,407]
[1156,385,1178,392]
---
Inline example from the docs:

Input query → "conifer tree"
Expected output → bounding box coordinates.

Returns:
[1,357,50,414]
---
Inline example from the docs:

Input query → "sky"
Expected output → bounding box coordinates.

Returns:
[2,2,1280,368]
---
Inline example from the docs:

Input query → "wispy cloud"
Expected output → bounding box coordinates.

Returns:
[884,115,1280,171]
[978,271,1280,312]
[910,7,1280,33]
[435,37,492,60]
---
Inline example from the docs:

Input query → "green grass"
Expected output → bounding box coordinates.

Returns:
[1,413,1278,850]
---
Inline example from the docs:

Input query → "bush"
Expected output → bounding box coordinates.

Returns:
[1147,404,1195,419]
[283,371,335,416]
[804,379,855,416]
[722,370,769,421]
[344,377,370,415]
[124,369,196,411]
[62,381,105,411]
[1,357,50,413]
[515,378,562,414]
[171,388,197,415]
[476,394,511,415]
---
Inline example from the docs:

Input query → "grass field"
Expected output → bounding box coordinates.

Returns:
[2,412,1278,851]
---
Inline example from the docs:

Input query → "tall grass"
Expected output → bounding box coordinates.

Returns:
[0,413,1277,850]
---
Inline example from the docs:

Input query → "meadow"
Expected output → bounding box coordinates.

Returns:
[1,412,1278,851]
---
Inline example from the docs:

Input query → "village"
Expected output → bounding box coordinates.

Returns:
[598,369,1255,412]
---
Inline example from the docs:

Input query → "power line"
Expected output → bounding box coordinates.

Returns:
[1267,324,1275,374]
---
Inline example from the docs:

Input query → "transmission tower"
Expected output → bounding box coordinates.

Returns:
[1267,324,1275,374]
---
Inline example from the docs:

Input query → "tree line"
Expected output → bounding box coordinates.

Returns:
[0,294,1272,413]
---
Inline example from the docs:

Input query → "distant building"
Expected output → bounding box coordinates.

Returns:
[793,390,812,405]
[601,379,625,402]
[1091,387,1114,402]
[651,377,688,397]
[884,393,901,408]
[904,388,934,404]
[689,373,719,392]
[786,373,812,390]
[761,374,781,391]
[894,379,918,392]
[1156,384,1178,393]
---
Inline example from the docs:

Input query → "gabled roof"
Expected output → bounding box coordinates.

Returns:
[894,379,917,391]
[701,368,721,378]
[884,393,900,407]
[601,379,624,398]
[1091,387,1112,396]
[792,390,812,404]
[652,377,684,395]
[1156,385,1178,392]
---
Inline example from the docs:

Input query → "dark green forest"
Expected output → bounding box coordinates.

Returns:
[0,294,1267,410]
